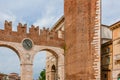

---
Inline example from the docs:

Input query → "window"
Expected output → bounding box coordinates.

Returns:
[106,47,110,53]
[106,57,110,64]
[51,65,56,71]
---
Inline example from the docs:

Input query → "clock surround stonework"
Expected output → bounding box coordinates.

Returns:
[22,39,33,50]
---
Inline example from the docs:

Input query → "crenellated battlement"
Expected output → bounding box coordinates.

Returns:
[4,20,12,31]
[17,23,27,34]
[0,21,64,47]
[29,25,39,35]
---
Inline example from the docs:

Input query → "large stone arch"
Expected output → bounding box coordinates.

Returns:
[0,40,65,80]
[0,41,34,80]
[31,45,64,80]
[0,41,22,61]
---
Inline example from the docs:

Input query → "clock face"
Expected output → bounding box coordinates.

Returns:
[22,39,33,50]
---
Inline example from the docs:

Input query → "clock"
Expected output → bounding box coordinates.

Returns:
[22,39,33,50]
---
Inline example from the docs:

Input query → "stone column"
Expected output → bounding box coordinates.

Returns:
[20,52,33,80]
[20,64,33,80]
[57,55,64,80]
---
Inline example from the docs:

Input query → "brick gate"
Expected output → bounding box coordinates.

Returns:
[0,21,65,80]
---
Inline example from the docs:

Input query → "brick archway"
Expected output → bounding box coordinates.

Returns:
[32,46,64,80]
[0,41,64,80]
[0,41,22,61]
[0,21,65,80]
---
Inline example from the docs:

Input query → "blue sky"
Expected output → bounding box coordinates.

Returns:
[102,0,120,25]
[0,0,64,30]
[0,0,120,79]
[0,47,20,74]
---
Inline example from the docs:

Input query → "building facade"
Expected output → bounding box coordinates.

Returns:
[98,21,120,80]
[110,21,120,80]
[101,24,112,80]
[46,15,120,80]
[101,41,112,80]
[46,52,57,80]
[0,73,20,80]
[46,16,64,80]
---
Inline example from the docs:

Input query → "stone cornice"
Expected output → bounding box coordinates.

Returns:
[109,21,120,30]
[101,40,112,47]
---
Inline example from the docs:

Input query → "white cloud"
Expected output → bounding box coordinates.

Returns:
[33,16,60,28]
[0,47,20,74]
[0,12,16,22]
[33,0,63,28]
[102,0,120,25]
[0,11,16,29]
[0,0,63,31]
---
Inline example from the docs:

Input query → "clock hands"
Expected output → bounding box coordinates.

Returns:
[25,41,32,48]
[23,39,33,50]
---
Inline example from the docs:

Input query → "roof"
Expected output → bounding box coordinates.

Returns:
[102,40,112,47]
[101,24,112,39]
[0,73,7,76]
[101,24,109,28]
[51,15,64,31]
[109,21,120,30]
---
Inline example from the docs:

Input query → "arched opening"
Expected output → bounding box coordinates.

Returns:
[118,74,120,80]
[0,46,20,80]
[51,64,56,80]
[51,65,56,71]
[33,49,58,80]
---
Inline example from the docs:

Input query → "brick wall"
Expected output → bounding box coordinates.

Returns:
[64,0,101,80]
[0,21,64,47]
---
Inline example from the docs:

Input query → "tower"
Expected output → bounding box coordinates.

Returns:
[64,0,101,80]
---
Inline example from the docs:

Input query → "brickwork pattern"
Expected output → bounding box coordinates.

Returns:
[0,21,64,47]
[91,0,101,79]
[64,0,101,80]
